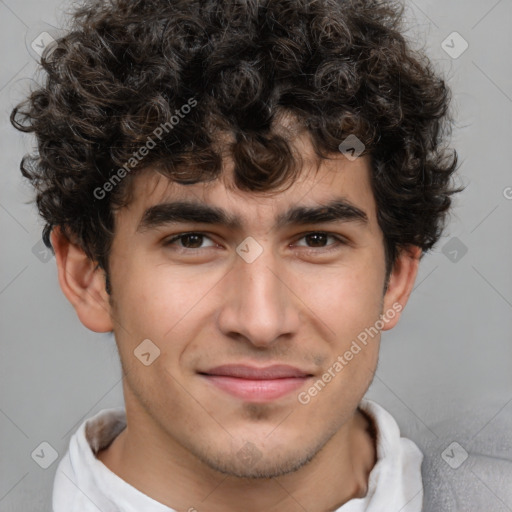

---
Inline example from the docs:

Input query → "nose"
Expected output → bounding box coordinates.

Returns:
[216,245,301,348]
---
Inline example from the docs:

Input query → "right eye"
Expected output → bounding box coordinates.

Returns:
[163,232,218,251]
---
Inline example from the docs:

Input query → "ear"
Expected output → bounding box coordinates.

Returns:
[50,226,113,333]
[381,245,422,331]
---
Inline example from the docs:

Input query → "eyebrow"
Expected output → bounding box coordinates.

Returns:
[136,198,368,233]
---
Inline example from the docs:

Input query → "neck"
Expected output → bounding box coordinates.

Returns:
[97,405,376,512]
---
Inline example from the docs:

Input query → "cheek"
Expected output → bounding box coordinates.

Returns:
[111,263,221,366]
[112,254,194,327]
[296,260,384,336]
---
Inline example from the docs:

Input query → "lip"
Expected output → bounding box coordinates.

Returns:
[201,364,312,379]
[199,364,313,402]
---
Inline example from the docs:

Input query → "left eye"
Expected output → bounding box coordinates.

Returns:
[163,231,345,251]
[294,232,343,249]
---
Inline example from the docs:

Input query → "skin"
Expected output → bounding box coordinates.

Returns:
[51,129,421,512]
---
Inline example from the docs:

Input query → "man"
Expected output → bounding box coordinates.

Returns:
[11,0,460,510]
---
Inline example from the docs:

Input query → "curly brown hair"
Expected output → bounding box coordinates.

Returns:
[11,0,461,295]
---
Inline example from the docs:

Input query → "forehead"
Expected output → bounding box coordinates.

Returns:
[114,132,378,233]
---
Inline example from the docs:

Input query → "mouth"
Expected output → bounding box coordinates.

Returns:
[198,364,314,402]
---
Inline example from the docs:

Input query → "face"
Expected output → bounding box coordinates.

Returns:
[103,132,401,479]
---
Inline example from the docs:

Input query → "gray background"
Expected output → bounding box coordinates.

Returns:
[1,0,511,511]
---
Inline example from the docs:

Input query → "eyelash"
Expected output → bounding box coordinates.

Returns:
[163,231,347,253]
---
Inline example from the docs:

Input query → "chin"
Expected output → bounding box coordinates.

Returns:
[193,440,320,479]
[209,455,314,479]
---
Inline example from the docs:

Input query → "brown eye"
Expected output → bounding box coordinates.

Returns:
[294,232,345,249]
[179,234,204,248]
[305,233,328,247]
[164,232,216,249]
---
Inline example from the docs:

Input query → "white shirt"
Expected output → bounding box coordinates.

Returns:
[52,399,424,512]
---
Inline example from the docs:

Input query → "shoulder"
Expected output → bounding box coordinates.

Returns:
[407,399,512,512]
[52,407,127,512]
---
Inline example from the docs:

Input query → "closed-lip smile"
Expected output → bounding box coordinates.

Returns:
[199,364,314,401]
